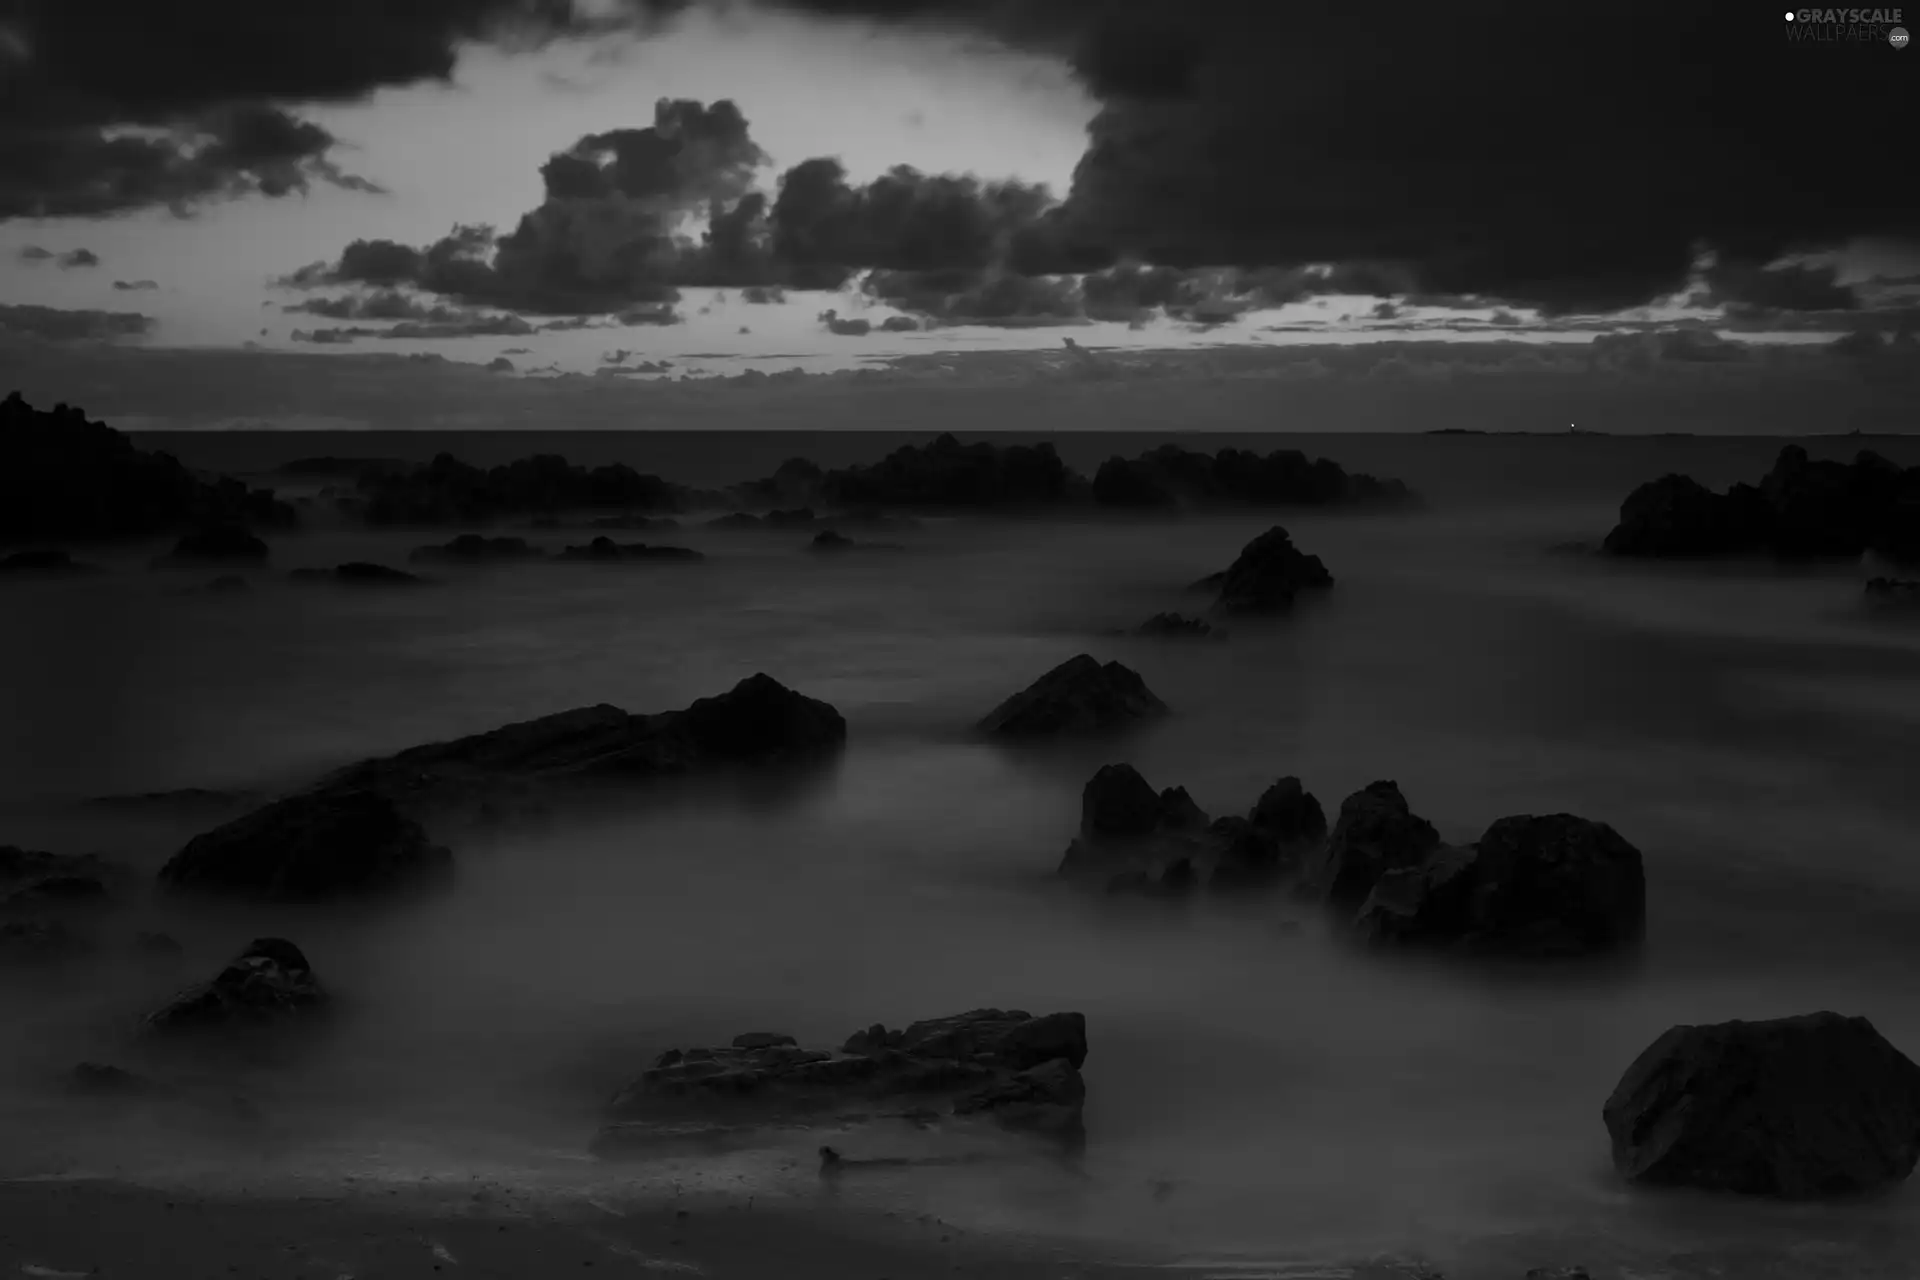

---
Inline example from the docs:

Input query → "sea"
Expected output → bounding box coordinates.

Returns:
[2,428,1919,1279]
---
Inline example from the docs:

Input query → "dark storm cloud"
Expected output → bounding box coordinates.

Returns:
[0,302,153,341]
[751,0,1919,312]
[1699,261,1860,313]
[0,1,699,220]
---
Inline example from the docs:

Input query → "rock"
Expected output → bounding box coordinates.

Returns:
[308,673,847,812]
[0,549,96,574]
[602,1008,1088,1141]
[1602,1011,1920,1198]
[1133,612,1218,638]
[810,529,855,552]
[1206,776,1328,888]
[553,536,704,562]
[2,873,110,910]
[355,452,705,526]
[408,534,546,563]
[1101,444,1416,510]
[1525,1270,1591,1280]
[978,655,1169,738]
[1315,781,1442,913]
[1208,526,1335,614]
[1249,776,1328,847]
[83,787,254,813]
[0,845,115,883]
[708,507,816,530]
[143,937,327,1035]
[1866,577,1920,607]
[1355,814,1646,957]
[135,930,184,955]
[587,514,681,531]
[1602,447,1920,561]
[68,1062,154,1096]
[731,1032,797,1050]
[815,435,1081,509]
[158,789,452,902]
[0,393,296,544]
[203,574,251,593]
[290,562,424,585]
[1080,764,1165,838]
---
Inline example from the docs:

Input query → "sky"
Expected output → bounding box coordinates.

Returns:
[1,1,1917,428]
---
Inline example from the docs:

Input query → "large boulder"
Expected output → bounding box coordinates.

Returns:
[1092,458,1177,508]
[1601,475,1770,557]
[1059,766,1324,893]
[1316,781,1441,912]
[158,789,452,902]
[143,938,327,1035]
[1355,814,1646,957]
[1602,1012,1920,1198]
[318,673,848,808]
[978,655,1168,738]
[1207,526,1334,614]
[598,1008,1088,1147]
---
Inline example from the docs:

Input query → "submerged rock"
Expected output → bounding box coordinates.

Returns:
[1355,813,1646,957]
[158,789,452,902]
[1603,1011,1920,1198]
[142,937,327,1035]
[1206,526,1334,614]
[708,507,816,530]
[1315,781,1442,913]
[1132,612,1219,639]
[600,1008,1088,1144]
[553,536,704,562]
[289,562,425,585]
[978,655,1168,738]
[408,534,547,563]
[163,525,270,563]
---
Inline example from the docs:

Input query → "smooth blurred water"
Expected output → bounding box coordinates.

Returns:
[3,431,1920,1278]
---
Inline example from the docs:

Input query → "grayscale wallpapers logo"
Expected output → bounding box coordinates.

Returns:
[1784,6,1909,41]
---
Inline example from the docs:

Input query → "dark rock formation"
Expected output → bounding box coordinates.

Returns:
[408,534,546,564]
[810,529,854,552]
[160,525,270,564]
[816,434,1081,509]
[0,549,97,574]
[1205,526,1334,614]
[1,392,295,545]
[587,514,682,532]
[1060,766,1325,893]
[0,917,87,962]
[1,845,115,881]
[158,790,452,902]
[708,507,816,530]
[978,655,1168,738]
[309,673,847,813]
[1315,781,1442,913]
[289,562,424,585]
[598,1009,1088,1145]
[1094,444,1417,511]
[2,873,110,911]
[1866,577,1920,608]
[354,452,708,526]
[1355,814,1646,958]
[0,846,120,914]
[1602,1012,1920,1198]
[1133,612,1218,638]
[202,574,251,593]
[1603,447,1920,562]
[553,537,703,562]
[69,1062,155,1096]
[142,937,327,1035]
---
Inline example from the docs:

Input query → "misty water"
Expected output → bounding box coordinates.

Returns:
[4,432,1920,1277]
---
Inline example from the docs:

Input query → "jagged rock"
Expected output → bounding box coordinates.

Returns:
[1355,814,1646,957]
[299,673,847,816]
[0,392,295,544]
[142,937,326,1034]
[1095,445,1415,510]
[408,534,546,563]
[355,452,704,526]
[289,562,424,585]
[554,536,704,562]
[1315,781,1441,912]
[600,1009,1088,1143]
[1061,767,1327,893]
[1081,764,1165,838]
[978,655,1168,738]
[1207,526,1335,614]
[1602,1012,1920,1198]
[816,435,1079,508]
[158,789,452,902]
[1602,446,1920,561]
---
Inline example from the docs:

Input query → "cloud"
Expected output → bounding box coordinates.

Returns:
[1701,260,1859,312]
[0,1,701,221]
[0,303,153,341]
[112,278,159,291]
[751,0,1919,313]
